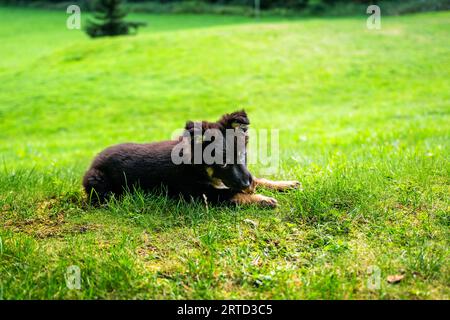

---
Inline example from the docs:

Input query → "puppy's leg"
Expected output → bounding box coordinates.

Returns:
[253,178,300,192]
[230,193,278,208]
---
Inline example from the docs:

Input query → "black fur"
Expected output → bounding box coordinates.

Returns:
[83,110,252,204]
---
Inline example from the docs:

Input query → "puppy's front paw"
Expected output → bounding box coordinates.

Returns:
[258,195,278,208]
[284,180,301,190]
[231,193,278,208]
[254,178,301,192]
[271,180,301,192]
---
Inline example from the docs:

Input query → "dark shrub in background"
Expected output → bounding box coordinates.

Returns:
[85,0,146,38]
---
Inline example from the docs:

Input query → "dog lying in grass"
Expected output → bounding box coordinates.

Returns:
[83,110,299,207]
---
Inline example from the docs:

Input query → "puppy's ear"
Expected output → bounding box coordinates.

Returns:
[184,120,203,145]
[219,110,250,131]
[185,121,195,131]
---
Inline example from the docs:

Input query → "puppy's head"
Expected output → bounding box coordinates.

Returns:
[184,110,252,191]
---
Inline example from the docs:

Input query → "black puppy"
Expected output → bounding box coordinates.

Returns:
[83,110,299,207]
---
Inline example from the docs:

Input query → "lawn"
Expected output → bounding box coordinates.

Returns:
[0,7,449,299]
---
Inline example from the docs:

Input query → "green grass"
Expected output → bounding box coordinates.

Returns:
[0,7,449,299]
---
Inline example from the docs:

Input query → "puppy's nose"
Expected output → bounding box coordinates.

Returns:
[241,180,251,188]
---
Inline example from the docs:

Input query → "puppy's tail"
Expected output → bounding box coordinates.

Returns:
[83,168,111,204]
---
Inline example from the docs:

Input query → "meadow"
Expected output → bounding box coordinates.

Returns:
[0,7,449,299]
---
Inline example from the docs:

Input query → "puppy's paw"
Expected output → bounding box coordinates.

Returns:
[231,193,277,208]
[258,195,278,208]
[254,178,301,192]
[284,180,301,190]
[271,180,301,192]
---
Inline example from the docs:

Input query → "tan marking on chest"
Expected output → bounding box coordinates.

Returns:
[206,167,229,189]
